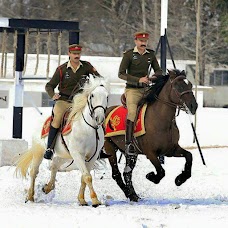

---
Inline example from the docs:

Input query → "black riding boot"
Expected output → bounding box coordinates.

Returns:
[125,120,136,155]
[98,148,112,159]
[44,126,59,160]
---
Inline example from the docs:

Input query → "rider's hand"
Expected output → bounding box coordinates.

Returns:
[139,76,149,85]
[149,75,158,82]
[52,93,61,101]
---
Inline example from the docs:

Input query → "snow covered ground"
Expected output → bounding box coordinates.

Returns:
[0,147,228,228]
[0,106,228,227]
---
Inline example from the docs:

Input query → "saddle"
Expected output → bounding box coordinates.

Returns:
[41,107,73,138]
[121,94,127,108]
[104,103,147,138]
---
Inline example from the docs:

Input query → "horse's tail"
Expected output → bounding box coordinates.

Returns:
[15,141,45,179]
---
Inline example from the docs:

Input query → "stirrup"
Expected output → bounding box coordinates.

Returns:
[44,148,54,160]
[125,143,136,156]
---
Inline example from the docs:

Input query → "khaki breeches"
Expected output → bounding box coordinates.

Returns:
[51,100,71,128]
[125,88,145,122]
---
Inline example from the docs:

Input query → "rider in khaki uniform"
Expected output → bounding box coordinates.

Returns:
[119,31,162,155]
[44,44,100,160]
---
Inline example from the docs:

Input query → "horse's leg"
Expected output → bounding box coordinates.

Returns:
[104,140,130,198]
[146,154,165,184]
[71,150,101,207]
[123,154,140,202]
[42,157,66,194]
[78,175,88,206]
[82,173,101,207]
[172,146,192,186]
[26,150,44,202]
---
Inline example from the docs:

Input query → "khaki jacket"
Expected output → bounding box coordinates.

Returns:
[119,48,162,88]
[45,60,99,101]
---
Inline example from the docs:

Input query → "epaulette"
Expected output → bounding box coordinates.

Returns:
[58,62,67,69]
[147,48,155,53]
[81,60,91,65]
[123,48,134,54]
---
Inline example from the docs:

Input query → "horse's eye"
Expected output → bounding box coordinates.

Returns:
[91,94,94,98]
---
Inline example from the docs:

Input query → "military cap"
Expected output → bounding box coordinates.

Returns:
[68,44,82,53]
[134,31,149,40]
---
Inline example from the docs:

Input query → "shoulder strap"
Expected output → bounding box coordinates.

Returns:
[58,62,67,89]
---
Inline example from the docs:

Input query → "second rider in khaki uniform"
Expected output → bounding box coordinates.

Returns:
[119,31,162,155]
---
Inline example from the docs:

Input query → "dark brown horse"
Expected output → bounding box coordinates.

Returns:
[104,69,198,202]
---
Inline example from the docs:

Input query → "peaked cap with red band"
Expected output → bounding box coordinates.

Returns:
[134,31,149,40]
[68,44,82,53]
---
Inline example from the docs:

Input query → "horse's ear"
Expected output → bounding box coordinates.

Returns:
[168,69,176,74]
[181,70,186,75]
[168,69,176,77]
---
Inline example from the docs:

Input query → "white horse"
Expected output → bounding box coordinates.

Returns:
[15,75,109,207]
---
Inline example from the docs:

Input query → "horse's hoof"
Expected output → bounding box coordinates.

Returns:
[129,194,140,202]
[92,203,101,208]
[78,199,88,206]
[80,203,89,206]
[25,197,34,203]
[146,172,160,184]
[175,172,191,186]
[42,184,53,194]
[175,177,183,186]
[42,185,49,194]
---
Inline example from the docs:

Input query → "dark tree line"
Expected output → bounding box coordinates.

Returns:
[0,0,228,84]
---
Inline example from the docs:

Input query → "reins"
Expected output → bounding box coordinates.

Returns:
[153,75,193,113]
[87,99,106,118]
[82,94,107,162]
[62,84,107,163]
[133,74,193,155]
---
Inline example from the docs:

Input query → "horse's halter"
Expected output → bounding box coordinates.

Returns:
[87,85,107,118]
[170,75,193,104]
[83,85,108,129]
[155,75,193,112]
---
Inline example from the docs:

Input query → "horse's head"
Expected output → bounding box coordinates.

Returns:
[168,69,198,114]
[85,75,109,126]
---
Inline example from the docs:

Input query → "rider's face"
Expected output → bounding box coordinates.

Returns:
[68,52,81,64]
[134,38,148,51]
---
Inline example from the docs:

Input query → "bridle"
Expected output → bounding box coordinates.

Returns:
[154,75,193,112]
[87,89,107,119]
[64,84,108,164]
[82,86,108,129]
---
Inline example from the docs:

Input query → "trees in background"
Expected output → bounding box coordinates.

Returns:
[0,0,227,83]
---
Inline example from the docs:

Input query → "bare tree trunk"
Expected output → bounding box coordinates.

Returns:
[154,0,159,42]
[195,0,201,135]
[195,0,201,86]
[18,0,24,17]
[141,0,146,30]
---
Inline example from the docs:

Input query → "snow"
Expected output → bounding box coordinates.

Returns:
[0,147,228,227]
[0,107,228,227]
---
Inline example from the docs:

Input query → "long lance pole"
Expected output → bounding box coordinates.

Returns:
[185,104,206,166]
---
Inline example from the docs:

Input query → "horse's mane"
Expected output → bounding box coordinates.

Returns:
[144,75,169,103]
[68,76,109,122]
[144,69,186,104]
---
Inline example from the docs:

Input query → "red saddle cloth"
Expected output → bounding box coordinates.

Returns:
[105,104,147,137]
[41,116,52,138]
[41,114,72,138]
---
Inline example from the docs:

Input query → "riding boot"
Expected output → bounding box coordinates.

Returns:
[125,120,136,155]
[44,126,59,160]
[98,148,112,159]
